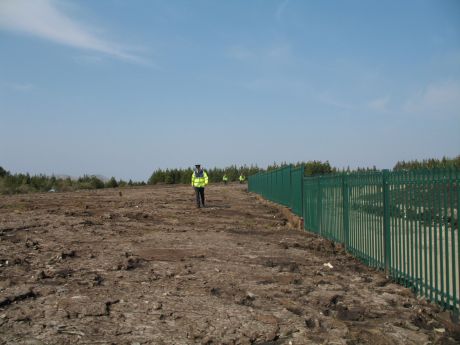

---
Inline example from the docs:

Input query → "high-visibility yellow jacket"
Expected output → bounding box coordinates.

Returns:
[239,175,245,181]
[222,175,228,181]
[191,169,209,187]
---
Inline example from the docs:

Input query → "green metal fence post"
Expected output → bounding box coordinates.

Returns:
[383,169,391,276]
[290,165,294,211]
[343,173,350,250]
[300,164,304,224]
[288,164,293,208]
[457,168,460,311]
[318,176,323,235]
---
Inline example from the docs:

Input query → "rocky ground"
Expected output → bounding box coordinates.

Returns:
[0,183,459,345]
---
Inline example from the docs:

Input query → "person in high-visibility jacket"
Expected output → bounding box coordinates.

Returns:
[191,164,209,208]
[222,174,228,185]
[239,174,246,184]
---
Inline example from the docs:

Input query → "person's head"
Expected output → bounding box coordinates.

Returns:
[195,164,201,170]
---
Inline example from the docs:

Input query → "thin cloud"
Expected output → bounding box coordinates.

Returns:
[73,55,105,64]
[367,96,390,112]
[403,80,460,118]
[267,44,292,61]
[226,43,292,63]
[275,0,290,22]
[0,0,146,64]
[315,92,355,111]
[226,46,256,61]
[1,82,35,92]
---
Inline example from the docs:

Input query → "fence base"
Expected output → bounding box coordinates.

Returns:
[253,194,303,230]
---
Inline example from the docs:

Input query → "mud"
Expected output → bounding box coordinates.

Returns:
[0,183,459,344]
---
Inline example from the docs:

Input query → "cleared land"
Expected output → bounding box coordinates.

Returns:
[0,184,459,345]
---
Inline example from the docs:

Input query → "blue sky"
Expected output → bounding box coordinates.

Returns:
[1,0,459,181]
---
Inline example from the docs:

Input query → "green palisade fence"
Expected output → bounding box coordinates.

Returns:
[290,165,304,216]
[303,175,320,233]
[346,171,385,268]
[248,167,459,311]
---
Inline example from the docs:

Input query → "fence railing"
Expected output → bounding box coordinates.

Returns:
[248,166,459,311]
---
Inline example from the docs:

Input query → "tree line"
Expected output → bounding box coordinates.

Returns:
[0,167,145,195]
[393,155,460,171]
[147,161,337,185]
[1,155,458,194]
[147,165,260,185]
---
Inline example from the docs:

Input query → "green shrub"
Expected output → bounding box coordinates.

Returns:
[105,177,119,188]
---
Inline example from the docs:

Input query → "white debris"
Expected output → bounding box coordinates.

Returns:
[323,262,333,269]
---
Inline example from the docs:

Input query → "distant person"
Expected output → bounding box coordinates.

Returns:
[222,174,228,185]
[239,173,246,184]
[191,164,209,208]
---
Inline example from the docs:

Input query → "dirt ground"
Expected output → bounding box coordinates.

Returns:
[1,183,459,345]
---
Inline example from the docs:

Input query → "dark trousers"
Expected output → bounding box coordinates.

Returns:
[194,187,205,207]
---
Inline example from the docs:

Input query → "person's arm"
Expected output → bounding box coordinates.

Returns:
[191,172,195,186]
[204,172,209,186]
